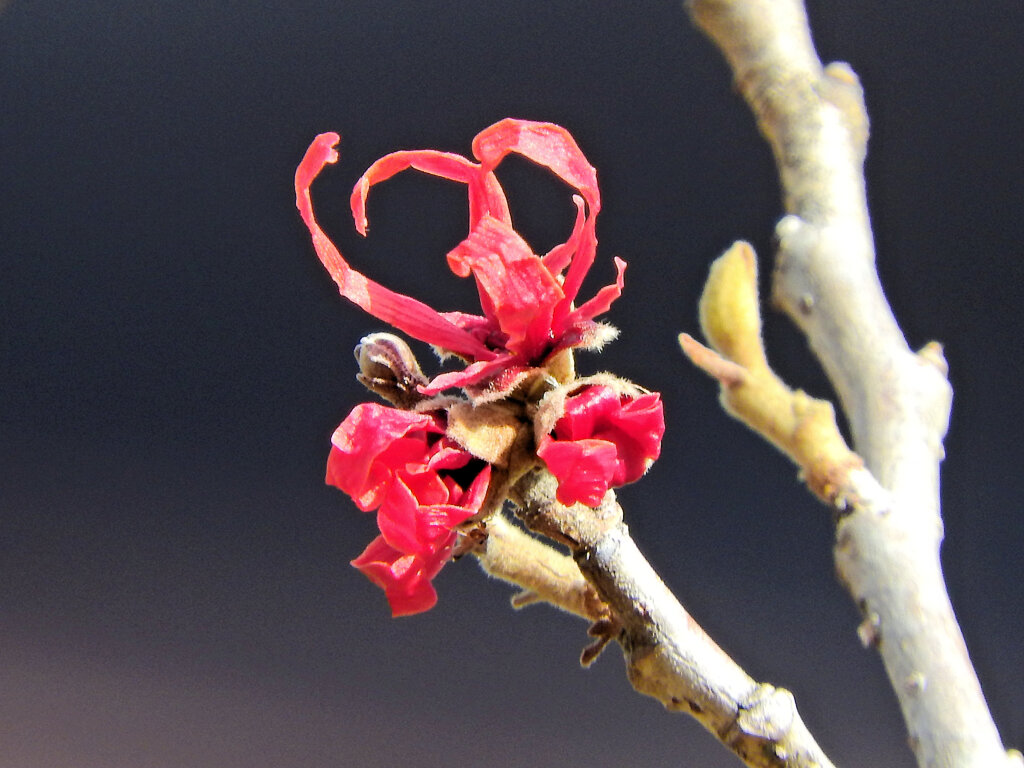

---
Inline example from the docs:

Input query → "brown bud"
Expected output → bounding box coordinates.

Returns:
[354,333,428,409]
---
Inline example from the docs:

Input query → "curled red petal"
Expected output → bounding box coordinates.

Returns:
[542,195,586,275]
[295,134,495,360]
[558,212,598,308]
[325,404,441,511]
[608,392,665,483]
[460,463,492,511]
[447,216,564,360]
[540,387,666,503]
[471,120,602,307]
[417,354,520,396]
[472,119,600,214]
[565,256,627,328]
[398,469,453,509]
[427,441,474,472]
[350,149,510,235]
[376,462,490,554]
[377,477,459,553]
[375,478,429,553]
[554,386,616,439]
[357,462,491,616]
[351,535,445,617]
[536,435,619,507]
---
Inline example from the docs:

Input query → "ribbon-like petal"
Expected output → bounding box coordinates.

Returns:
[536,436,619,507]
[295,133,495,360]
[350,149,510,235]
[471,119,602,307]
[330,401,492,616]
[447,216,564,361]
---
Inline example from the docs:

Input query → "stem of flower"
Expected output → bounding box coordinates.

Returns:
[509,468,836,768]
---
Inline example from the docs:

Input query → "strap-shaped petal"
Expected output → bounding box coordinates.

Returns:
[538,386,665,506]
[350,149,510,235]
[447,216,563,360]
[325,404,441,511]
[295,133,495,360]
[472,120,603,309]
[536,435,619,507]
[472,119,600,215]
[567,256,627,326]
[350,535,444,616]
[542,195,586,275]
[417,354,519,396]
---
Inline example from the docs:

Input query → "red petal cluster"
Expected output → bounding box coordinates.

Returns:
[297,120,668,618]
[295,119,625,395]
[537,386,665,507]
[329,404,491,616]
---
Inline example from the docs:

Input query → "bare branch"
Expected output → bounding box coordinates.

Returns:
[510,469,837,768]
[684,1,1018,765]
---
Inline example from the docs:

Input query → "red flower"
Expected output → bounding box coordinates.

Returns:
[295,119,625,396]
[298,122,668,616]
[329,403,491,616]
[537,386,665,507]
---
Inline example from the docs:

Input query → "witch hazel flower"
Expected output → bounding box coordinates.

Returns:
[536,382,665,508]
[296,118,625,400]
[295,119,665,615]
[328,399,492,616]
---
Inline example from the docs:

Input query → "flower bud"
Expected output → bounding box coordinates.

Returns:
[354,333,428,409]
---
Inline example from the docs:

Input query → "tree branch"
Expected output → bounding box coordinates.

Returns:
[684,1,1019,765]
[509,469,836,768]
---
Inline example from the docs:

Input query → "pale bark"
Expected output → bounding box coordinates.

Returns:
[683,1,1018,766]
[509,469,836,768]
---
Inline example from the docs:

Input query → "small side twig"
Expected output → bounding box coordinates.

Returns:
[679,241,862,506]
[470,512,608,624]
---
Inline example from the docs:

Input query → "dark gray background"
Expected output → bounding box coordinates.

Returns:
[1,1,1021,766]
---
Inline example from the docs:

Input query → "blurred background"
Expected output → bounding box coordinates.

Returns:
[1,1,1021,766]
